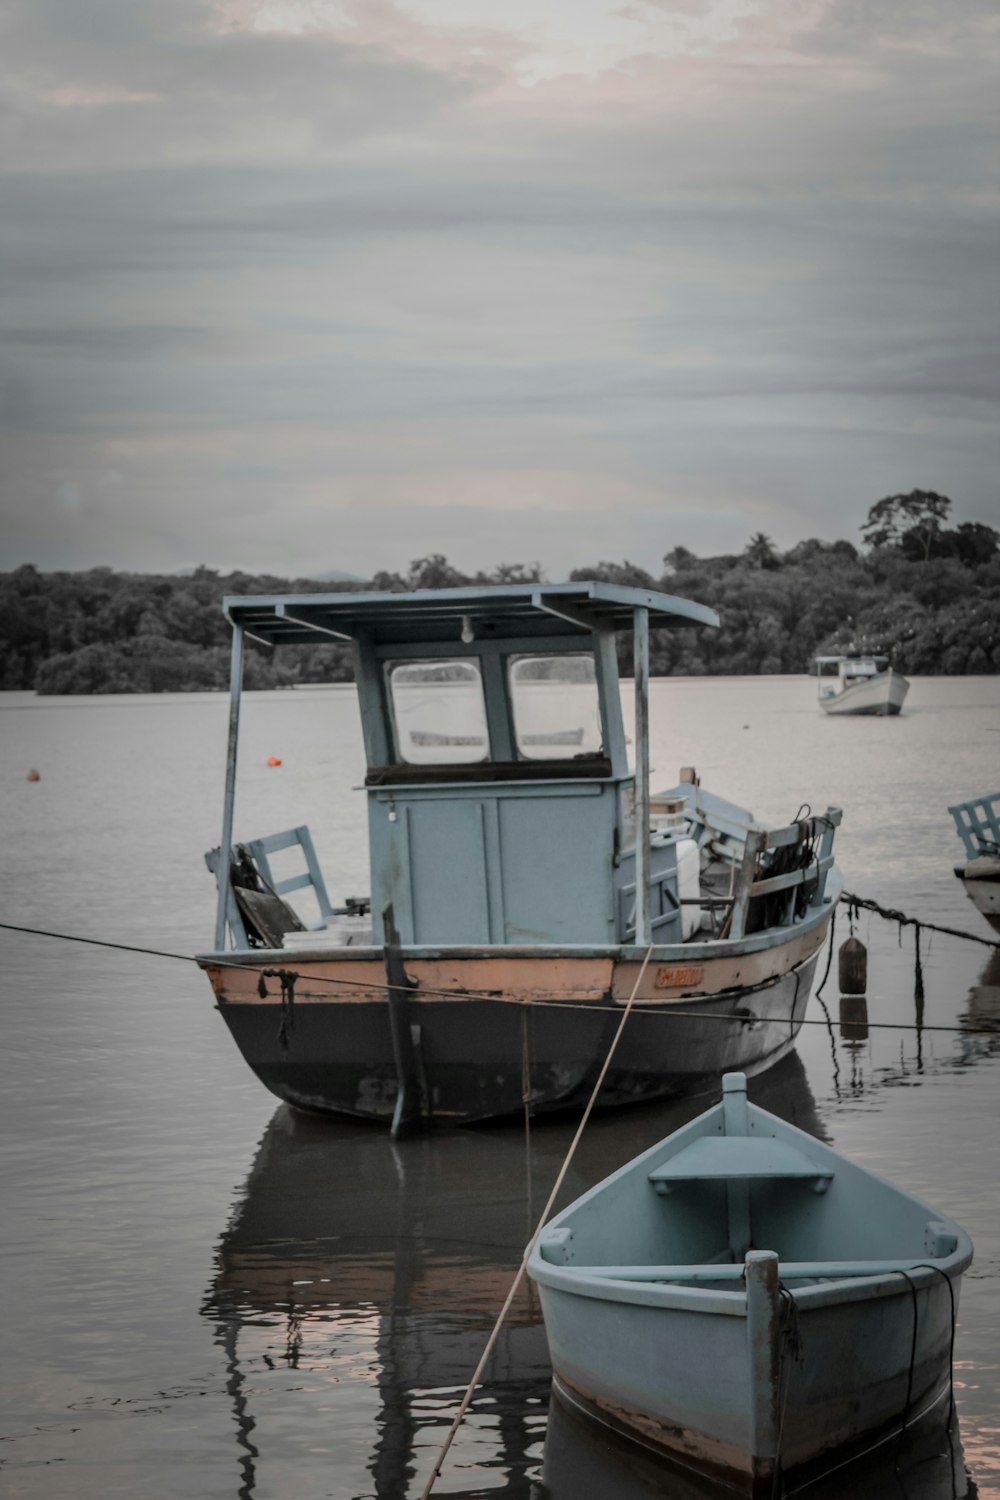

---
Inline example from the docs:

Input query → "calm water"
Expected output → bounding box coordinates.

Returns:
[1,677,998,1500]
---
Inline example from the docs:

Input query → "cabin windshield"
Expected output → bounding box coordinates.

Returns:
[840,658,883,679]
[387,659,489,764]
[508,652,603,760]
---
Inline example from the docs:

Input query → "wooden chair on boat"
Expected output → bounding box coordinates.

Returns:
[205,824,332,947]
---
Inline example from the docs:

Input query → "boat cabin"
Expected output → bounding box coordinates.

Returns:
[814,654,889,699]
[216,583,719,950]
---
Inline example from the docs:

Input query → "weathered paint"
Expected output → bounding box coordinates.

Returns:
[553,1372,762,1493]
[198,931,826,1122]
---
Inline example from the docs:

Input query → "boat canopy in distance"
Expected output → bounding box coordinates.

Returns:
[224,582,720,647]
[815,651,887,663]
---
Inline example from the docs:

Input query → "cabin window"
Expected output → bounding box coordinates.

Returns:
[508,653,603,760]
[387,659,490,764]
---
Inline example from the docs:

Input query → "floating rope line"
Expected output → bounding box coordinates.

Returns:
[1,919,998,1037]
[416,943,655,1500]
[840,892,1000,950]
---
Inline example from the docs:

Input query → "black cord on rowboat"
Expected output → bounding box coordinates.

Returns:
[1,916,997,1037]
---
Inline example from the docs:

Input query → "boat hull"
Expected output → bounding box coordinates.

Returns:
[539,1274,961,1496]
[547,1310,958,1499]
[199,924,828,1124]
[955,857,1000,934]
[819,670,909,716]
[542,1376,970,1500]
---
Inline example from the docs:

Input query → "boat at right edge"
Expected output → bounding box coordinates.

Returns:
[949,792,1000,935]
[527,1072,973,1498]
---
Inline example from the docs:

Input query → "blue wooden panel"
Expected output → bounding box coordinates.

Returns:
[368,799,415,942]
[368,779,624,946]
[498,787,617,943]
[615,840,682,943]
[407,798,493,944]
[649,1138,833,1188]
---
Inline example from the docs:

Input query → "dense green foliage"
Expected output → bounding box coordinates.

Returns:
[2,495,997,692]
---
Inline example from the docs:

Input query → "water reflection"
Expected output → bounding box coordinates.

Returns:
[203,1055,828,1498]
[957,949,1000,1064]
[202,1041,991,1500]
[815,940,1000,1102]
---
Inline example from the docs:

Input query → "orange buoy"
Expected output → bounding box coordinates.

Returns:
[27,768,40,782]
[266,756,282,767]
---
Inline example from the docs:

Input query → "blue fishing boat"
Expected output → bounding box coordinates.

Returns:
[198,584,842,1131]
[528,1072,972,1498]
[948,792,1000,935]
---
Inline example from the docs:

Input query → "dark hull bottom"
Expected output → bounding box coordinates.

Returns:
[823,703,902,716]
[547,1371,962,1500]
[215,957,817,1125]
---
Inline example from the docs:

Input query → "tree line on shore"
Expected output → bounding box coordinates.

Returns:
[1,492,997,693]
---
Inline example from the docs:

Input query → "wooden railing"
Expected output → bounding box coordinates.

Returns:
[948,792,1000,862]
[727,807,842,940]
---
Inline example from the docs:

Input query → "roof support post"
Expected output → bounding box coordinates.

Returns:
[215,623,245,949]
[633,605,650,947]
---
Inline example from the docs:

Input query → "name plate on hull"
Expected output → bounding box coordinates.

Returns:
[654,964,704,989]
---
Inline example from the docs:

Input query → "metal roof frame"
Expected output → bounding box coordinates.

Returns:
[223,581,719,646]
[814,654,889,665]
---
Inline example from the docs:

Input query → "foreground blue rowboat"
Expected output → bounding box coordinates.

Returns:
[528,1073,972,1498]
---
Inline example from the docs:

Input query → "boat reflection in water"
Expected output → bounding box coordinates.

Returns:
[958,949,1000,1064]
[828,940,1000,1097]
[202,1052,971,1498]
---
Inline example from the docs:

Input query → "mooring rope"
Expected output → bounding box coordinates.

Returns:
[1,919,998,1037]
[840,891,999,950]
[416,944,655,1500]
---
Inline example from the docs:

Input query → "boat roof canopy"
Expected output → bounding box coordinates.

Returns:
[225,582,720,647]
[814,654,889,665]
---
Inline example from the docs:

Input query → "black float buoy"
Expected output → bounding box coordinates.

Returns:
[839,993,869,1042]
[838,935,868,996]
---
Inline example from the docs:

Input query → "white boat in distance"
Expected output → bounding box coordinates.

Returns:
[815,654,909,716]
[528,1072,972,1498]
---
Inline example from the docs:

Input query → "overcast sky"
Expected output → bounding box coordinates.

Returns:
[2,0,998,578]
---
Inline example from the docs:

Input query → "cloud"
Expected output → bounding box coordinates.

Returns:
[0,0,997,575]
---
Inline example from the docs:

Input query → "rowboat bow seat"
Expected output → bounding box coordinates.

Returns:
[648,1136,834,1195]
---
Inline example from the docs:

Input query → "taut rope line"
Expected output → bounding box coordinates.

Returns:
[416,944,656,1500]
[1,920,997,1037]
